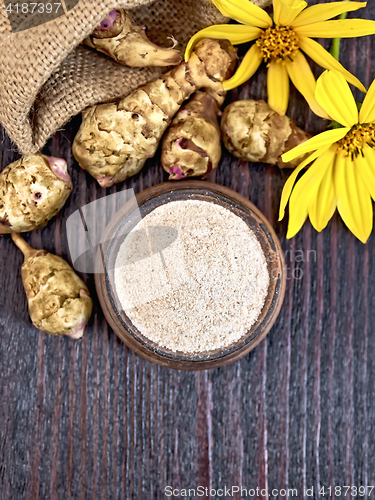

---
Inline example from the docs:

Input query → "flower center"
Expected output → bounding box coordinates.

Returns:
[256,26,299,64]
[337,123,375,159]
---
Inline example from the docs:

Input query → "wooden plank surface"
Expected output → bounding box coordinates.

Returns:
[1,2,375,498]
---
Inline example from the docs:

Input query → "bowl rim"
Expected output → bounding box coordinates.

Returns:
[95,180,286,370]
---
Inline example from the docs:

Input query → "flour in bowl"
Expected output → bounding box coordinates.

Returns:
[114,199,269,353]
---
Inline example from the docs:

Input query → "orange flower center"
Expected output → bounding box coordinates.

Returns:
[256,26,299,64]
[337,123,375,159]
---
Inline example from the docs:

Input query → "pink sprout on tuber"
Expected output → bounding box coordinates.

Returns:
[176,137,185,150]
[97,174,118,188]
[46,156,71,183]
[169,166,187,180]
[67,321,88,339]
[97,10,118,30]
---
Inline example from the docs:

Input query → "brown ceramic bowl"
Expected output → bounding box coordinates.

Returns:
[95,181,285,370]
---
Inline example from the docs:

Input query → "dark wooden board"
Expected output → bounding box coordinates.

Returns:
[1,2,375,498]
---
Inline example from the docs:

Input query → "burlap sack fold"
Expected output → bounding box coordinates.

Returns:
[0,0,226,154]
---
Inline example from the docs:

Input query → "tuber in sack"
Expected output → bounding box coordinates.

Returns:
[0,0,227,154]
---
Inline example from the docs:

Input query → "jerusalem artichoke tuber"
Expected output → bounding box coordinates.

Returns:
[84,9,181,67]
[221,100,310,168]
[0,154,72,234]
[12,233,93,339]
[161,90,224,179]
[73,38,237,187]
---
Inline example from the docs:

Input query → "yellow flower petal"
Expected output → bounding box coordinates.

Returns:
[279,146,330,220]
[292,1,366,28]
[354,146,375,200]
[267,61,289,115]
[334,152,373,243]
[315,70,358,127]
[211,0,272,28]
[308,149,337,232]
[223,44,263,90]
[273,0,307,27]
[282,128,350,163]
[184,25,262,60]
[359,78,375,123]
[286,148,334,238]
[298,36,366,92]
[286,192,309,238]
[294,19,375,39]
[285,50,330,118]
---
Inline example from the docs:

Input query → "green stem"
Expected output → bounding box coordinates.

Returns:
[330,12,347,61]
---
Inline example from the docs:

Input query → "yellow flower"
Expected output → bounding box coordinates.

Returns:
[279,70,375,244]
[185,0,375,116]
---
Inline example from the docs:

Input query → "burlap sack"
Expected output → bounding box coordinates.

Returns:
[0,0,230,155]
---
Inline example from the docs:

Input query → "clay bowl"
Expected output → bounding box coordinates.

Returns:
[95,181,286,370]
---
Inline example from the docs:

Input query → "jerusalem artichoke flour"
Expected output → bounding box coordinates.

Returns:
[114,200,269,354]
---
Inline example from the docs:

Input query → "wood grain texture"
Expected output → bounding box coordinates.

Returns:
[1,1,375,497]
